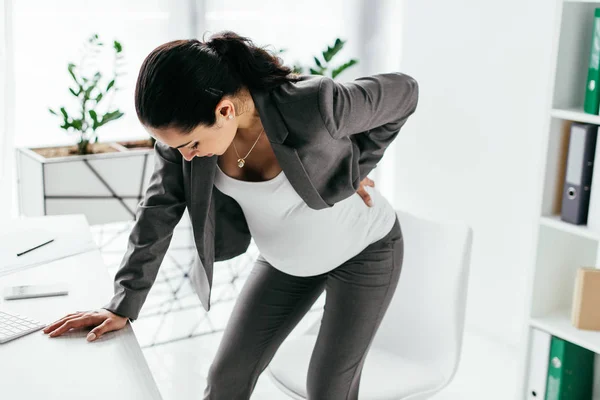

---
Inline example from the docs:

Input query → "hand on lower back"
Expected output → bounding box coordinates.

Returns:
[357,177,375,207]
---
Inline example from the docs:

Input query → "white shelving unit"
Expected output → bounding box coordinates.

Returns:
[521,0,600,397]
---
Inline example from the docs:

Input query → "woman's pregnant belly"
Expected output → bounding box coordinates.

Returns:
[243,186,396,276]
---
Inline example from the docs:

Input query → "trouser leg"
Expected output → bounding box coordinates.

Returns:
[204,256,326,400]
[307,218,404,400]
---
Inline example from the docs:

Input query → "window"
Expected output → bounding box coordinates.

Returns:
[12,0,193,148]
[0,0,15,218]
[203,0,364,81]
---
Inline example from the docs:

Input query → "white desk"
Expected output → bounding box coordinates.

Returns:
[0,215,162,399]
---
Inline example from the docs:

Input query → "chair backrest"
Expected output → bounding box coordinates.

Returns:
[370,209,473,382]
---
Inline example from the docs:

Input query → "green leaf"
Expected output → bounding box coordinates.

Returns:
[49,108,58,116]
[60,107,69,120]
[113,40,123,53]
[67,63,80,86]
[98,110,124,127]
[331,59,358,79]
[69,87,79,97]
[95,93,103,103]
[71,119,83,131]
[309,68,323,75]
[314,57,323,68]
[106,79,115,91]
[322,38,346,62]
[89,110,99,130]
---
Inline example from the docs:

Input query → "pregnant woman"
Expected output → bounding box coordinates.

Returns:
[43,30,419,399]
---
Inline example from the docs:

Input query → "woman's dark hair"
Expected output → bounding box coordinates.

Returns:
[135,30,300,133]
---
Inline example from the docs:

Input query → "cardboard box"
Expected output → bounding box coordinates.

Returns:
[572,267,600,331]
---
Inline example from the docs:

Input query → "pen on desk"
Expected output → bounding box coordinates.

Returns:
[16,239,54,257]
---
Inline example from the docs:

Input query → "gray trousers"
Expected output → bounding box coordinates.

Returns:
[203,217,404,400]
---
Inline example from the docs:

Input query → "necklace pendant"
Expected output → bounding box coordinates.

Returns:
[237,158,245,168]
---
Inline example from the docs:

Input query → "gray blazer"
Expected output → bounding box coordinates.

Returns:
[103,72,419,320]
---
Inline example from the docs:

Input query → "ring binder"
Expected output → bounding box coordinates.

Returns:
[560,122,598,225]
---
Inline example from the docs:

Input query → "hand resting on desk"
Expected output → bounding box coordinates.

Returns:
[42,309,127,342]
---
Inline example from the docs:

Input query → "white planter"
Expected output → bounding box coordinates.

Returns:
[16,141,155,225]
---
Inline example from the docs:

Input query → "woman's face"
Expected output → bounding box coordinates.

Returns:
[148,104,237,161]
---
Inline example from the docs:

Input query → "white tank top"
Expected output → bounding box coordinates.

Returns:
[214,165,396,276]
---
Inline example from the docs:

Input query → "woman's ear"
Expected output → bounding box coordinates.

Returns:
[217,100,235,120]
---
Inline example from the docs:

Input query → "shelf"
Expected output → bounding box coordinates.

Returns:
[531,308,600,354]
[550,108,600,124]
[540,215,600,241]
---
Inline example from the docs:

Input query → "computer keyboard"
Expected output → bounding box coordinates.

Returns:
[0,310,45,344]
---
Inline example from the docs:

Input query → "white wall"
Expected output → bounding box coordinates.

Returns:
[397,0,558,347]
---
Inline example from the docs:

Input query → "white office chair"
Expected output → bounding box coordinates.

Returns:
[266,209,473,400]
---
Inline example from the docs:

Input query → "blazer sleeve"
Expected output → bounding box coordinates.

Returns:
[102,141,187,321]
[317,72,419,139]
[318,72,419,181]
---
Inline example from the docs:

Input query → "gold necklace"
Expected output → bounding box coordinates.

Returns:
[233,128,263,168]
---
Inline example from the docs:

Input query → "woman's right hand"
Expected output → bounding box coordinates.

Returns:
[42,309,128,342]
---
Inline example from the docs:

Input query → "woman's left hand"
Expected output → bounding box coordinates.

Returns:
[357,177,375,207]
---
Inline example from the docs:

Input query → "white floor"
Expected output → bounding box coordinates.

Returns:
[140,326,520,400]
[92,219,520,400]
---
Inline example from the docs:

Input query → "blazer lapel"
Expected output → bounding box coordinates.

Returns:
[269,143,330,209]
[251,89,329,210]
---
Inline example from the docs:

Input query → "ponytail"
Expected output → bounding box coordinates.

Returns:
[207,31,298,91]
[135,30,299,132]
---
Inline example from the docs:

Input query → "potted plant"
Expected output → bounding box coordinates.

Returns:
[16,34,155,225]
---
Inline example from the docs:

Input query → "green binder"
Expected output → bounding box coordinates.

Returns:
[585,8,600,114]
[545,336,594,400]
